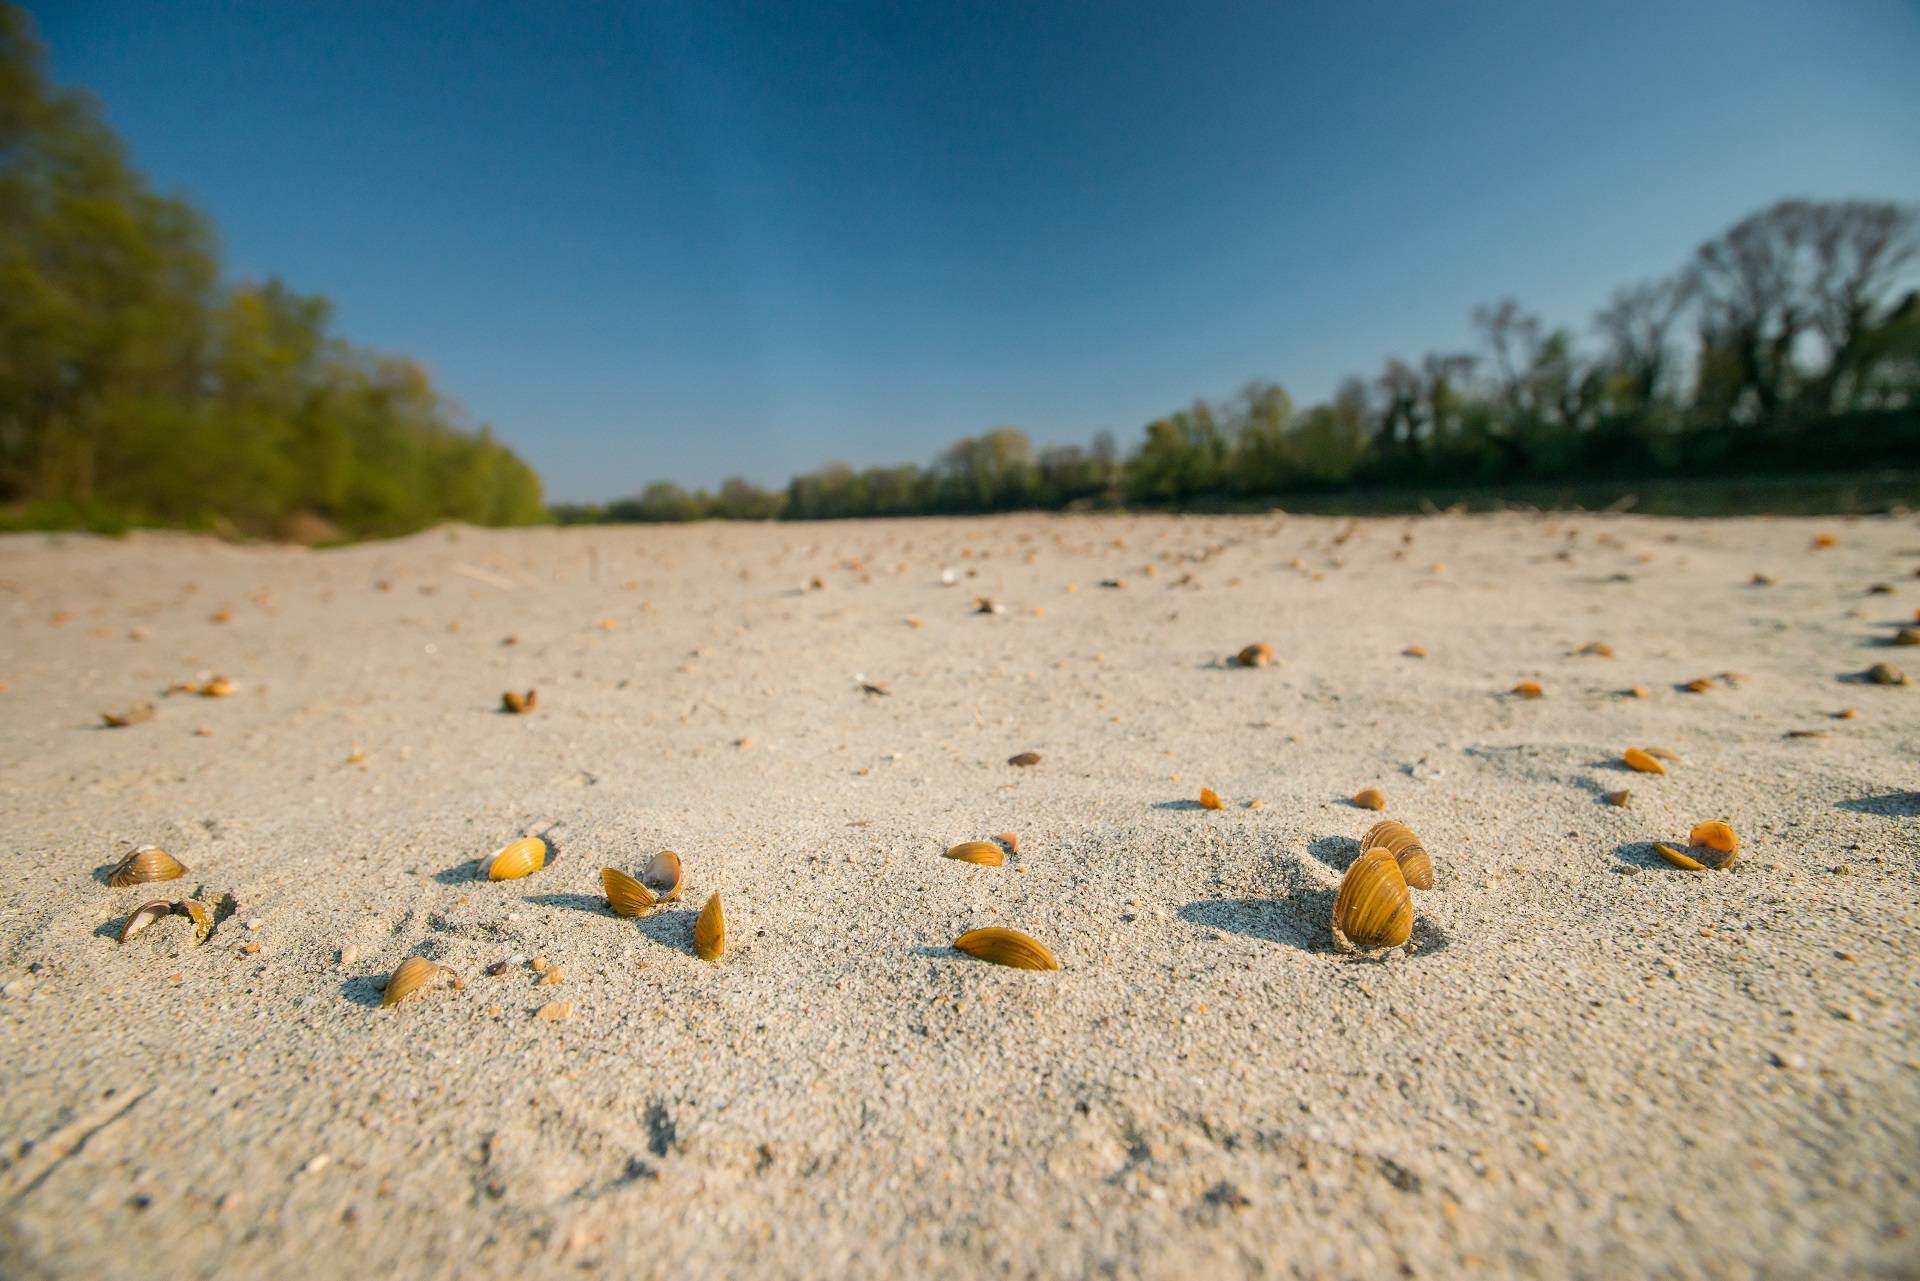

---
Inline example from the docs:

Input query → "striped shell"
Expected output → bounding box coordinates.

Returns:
[952,927,1059,971]
[117,900,175,943]
[485,837,546,881]
[944,841,1006,866]
[693,893,725,961]
[381,956,454,1008]
[1623,748,1665,775]
[108,846,187,887]
[1360,819,1434,890]
[1332,848,1413,952]
[602,867,656,916]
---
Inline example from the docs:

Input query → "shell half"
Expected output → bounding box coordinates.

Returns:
[1332,848,1413,952]
[108,847,188,887]
[485,837,546,881]
[944,841,1006,866]
[602,867,657,917]
[693,893,725,961]
[641,850,683,902]
[952,927,1059,971]
[1359,819,1434,890]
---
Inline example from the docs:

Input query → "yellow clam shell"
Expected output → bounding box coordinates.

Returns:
[602,866,657,917]
[1359,819,1434,890]
[1623,748,1665,774]
[108,846,188,887]
[1332,848,1413,952]
[381,956,456,1008]
[944,841,1006,866]
[485,837,546,881]
[693,893,725,961]
[952,927,1059,971]
[1654,843,1707,871]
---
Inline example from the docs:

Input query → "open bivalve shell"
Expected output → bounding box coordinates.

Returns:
[1359,819,1434,890]
[944,841,1006,866]
[602,850,683,916]
[1332,848,1413,953]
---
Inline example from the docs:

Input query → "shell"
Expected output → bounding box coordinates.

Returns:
[1198,787,1224,811]
[1008,751,1042,767]
[1604,789,1632,807]
[198,675,236,697]
[1235,643,1274,668]
[693,893,725,961]
[381,956,453,1008]
[485,837,546,881]
[1575,641,1614,657]
[944,841,1006,866]
[602,867,656,917]
[1654,843,1707,871]
[641,850,683,902]
[952,927,1059,971]
[1686,821,1740,868]
[501,689,538,714]
[1623,748,1665,774]
[1359,819,1433,890]
[100,703,156,728]
[108,846,188,887]
[118,899,175,943]
[995,831,1020,855]
[1892,628,1920,647]
[1866,662,1909,686]
[1332,848,1413,952]
[1511,681,1544,698]
[1646,746,1682,762]
[1682,677,1714,693]
[1351,787,1387,811]
[176,898,214,944]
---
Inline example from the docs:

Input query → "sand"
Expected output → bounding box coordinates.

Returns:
[0,511,1915,1280]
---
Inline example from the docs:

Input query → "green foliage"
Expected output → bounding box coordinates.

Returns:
[578,196,1912,524]
[0,6,541,539]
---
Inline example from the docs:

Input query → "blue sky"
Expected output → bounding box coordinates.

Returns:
[26,1,1920,500]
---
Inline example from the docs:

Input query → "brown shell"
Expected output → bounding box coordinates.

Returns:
[501,689,538,713]
[693,893,725,961]
[1686,821,1740,868]
[1654,843,1707,871]
[1511,680,1544,698]
[1359,819,1434,890]
[1235,642,1274,668]
[100,703,156,728]
[602,866,656,917]
[118,899,175,943]
[641,850,683,902]
[1604,789,1632,807]
[485,837,546,881]
[952,927,1059,971]
[1198,787,1224,811]
[1866,662,1909,686]
[176,898,214,944]
[108,847,188,887]
[1332,848,1413,952]
[1623,748,1665,775]
[1351,787,1387,811]
[381,956,454,1008]
[1008,751,1042,767]
[944,841,1006,866]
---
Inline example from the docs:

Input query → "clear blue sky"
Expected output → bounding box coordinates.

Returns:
[25,1,1920,501]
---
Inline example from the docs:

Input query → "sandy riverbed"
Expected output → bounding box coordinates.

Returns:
[0,512,1915,1280]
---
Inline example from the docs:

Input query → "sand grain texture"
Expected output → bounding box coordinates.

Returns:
[0,513,1916,1279]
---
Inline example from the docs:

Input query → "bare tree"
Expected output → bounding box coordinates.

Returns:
[1594,275,1687,408]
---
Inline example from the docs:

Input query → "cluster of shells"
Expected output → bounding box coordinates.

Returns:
[1331,819,1435,953]
[107,847,236,946]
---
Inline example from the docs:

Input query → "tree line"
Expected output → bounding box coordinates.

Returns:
[561,195,1919,525]
[0,6,543,539]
